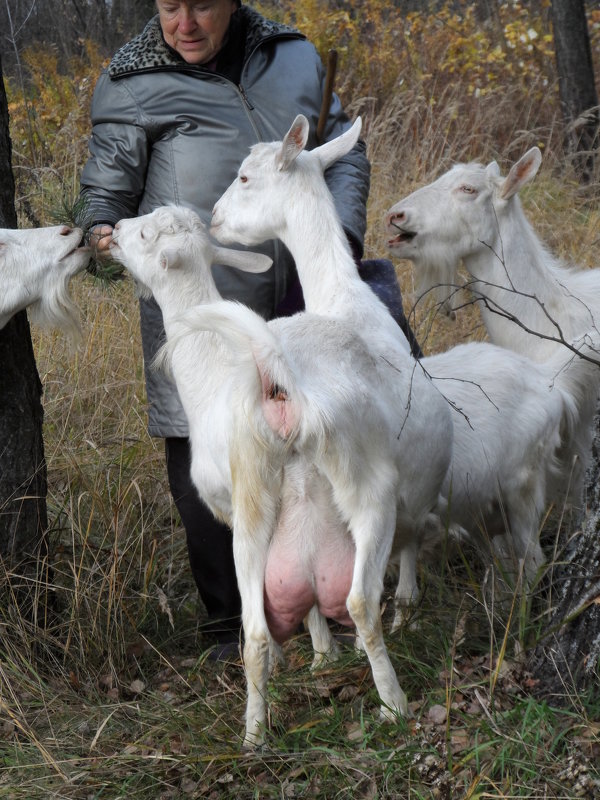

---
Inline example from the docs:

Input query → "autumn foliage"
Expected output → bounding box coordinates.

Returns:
[4,0,600,224]
[5,41,107,225]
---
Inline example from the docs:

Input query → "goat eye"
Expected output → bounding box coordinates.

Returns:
[460,185,476,195]
[239,175,248,184]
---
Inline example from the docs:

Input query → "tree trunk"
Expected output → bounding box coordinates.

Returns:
[0,56,48,600]
[550,0,599,181]
[516,0,600,674]
[528,412,600,699]
[533,1,600,686]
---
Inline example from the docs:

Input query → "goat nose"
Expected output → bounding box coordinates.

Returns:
[387,210,404,225]
[59,225,72,235]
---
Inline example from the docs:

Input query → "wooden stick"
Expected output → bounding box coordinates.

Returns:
[316,49,338,144]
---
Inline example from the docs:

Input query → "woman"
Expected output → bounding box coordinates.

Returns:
[80,0,399,657]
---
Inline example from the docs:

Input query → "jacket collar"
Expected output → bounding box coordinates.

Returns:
[108,6,302,78]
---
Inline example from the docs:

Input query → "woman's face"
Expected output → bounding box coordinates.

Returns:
[156,0,238,65]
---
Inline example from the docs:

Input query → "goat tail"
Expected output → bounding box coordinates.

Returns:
[173,301,306,441]
[174,298,271,344]
[173,300,291,380]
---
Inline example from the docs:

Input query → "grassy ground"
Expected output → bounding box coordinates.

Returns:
[1,178,598,800]
[2,42,600,800]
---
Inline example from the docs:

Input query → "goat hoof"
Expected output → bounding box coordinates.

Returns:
[310,642,341,671]
[379,695,409,722]
[390,610,411,633]
[242,729,266,750]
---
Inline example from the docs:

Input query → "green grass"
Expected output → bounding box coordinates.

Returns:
[2,515,599,798]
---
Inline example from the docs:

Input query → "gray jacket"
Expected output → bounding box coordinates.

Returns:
[80,5,370,437]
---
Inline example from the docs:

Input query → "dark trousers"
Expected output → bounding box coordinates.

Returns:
[165,437,242,639]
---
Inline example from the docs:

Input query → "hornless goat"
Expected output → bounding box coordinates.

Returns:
[385,148,600,500]
[210,116,597,617]
[0,225,89,332]
[212,116,455,625]
[109,206,432,747]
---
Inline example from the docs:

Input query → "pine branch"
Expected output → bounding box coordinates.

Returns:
[49,196,125,288]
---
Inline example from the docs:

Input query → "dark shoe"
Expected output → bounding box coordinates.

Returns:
[205,639,242,663]
[332,631,358,647]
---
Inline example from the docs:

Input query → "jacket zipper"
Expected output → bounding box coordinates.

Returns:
[238,83,254,111]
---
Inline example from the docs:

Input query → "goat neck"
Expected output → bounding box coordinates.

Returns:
[283,193,357,312]
[149,262,221,336]
[279,179,412,359]
[465,195,588,360]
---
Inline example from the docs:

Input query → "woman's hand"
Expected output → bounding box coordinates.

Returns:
[89,224,114,253]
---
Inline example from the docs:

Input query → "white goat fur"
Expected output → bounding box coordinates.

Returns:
[109,205,419,747]
[213,116,455,621]
[211,115,596,608]
[0,225,88,333]
[385,149,600,498]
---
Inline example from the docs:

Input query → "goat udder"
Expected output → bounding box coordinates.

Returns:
[263,579,314,644]
[264,537,355,644]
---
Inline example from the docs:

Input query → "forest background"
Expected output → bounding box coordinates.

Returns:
[1,1,600,798]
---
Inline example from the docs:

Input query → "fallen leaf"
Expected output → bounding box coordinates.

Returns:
[346,722,364,742]
[355,777,378,799]
[157,586,174,629]
[450,729,471,753]
[181,778,199,794]
[338,684,360,702]
[428,704,447,725]
[99,674,114,690]
[126,639,147,659]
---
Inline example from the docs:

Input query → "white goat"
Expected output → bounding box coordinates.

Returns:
[0,225,89,332]
[212,116,454,625]
[385,149,600,498]
[109,206,416,747]
[210,115,597,610]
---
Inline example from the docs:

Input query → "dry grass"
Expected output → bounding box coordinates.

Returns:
[2,26,600,800]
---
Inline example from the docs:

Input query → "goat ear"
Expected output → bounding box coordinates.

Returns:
[159,247,182,270]
[276,115,310,172]
[498,147,542,200]
[213,245,272,274]
[313,116,362,172]
[485,160,501,178]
